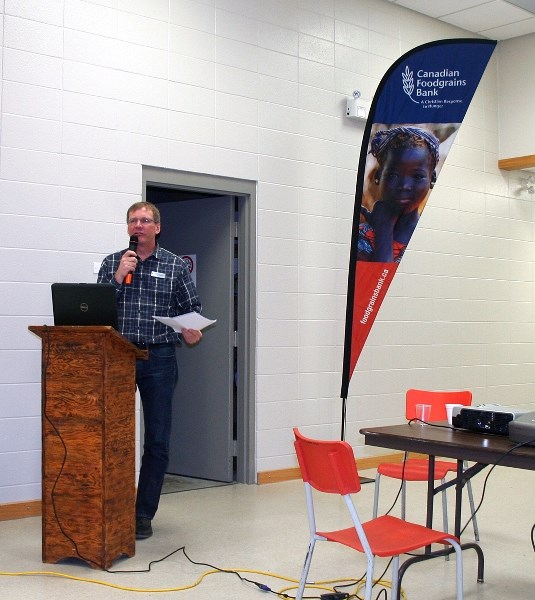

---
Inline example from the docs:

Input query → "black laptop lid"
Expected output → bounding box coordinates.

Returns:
[51,283,118,330]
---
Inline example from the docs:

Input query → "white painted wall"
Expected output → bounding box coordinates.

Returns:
[497,33,535,160]
[1,0,534,504]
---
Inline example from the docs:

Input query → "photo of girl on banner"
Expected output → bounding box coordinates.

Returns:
[357,124,459,263]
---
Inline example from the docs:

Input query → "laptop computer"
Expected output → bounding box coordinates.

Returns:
[51,282,119,330]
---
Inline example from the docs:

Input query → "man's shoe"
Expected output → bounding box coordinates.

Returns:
[136,517,153,540]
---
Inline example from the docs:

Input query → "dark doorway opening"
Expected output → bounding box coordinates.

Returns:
[142,167,256,485]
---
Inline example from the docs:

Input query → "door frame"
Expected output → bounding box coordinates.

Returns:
[142,166,256,484]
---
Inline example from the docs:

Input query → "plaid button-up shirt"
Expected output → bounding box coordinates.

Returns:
[97,244,201,345]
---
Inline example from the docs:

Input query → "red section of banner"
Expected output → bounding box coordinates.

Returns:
[349,261,398,373]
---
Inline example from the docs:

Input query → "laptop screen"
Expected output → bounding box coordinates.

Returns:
[51,283,119,330]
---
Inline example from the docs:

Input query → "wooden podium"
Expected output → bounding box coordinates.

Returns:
[29,326,147,569]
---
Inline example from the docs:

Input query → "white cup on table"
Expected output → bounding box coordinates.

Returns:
[446,403,463,425]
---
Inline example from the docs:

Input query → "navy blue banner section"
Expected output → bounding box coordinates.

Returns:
[374,39,496,124]
[341,39,496,402]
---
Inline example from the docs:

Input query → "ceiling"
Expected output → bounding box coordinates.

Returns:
[386,0,535,39]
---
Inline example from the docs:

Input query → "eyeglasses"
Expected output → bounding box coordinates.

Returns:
[128,217,155,225]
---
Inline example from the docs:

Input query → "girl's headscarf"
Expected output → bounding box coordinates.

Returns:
[370,126,440,168]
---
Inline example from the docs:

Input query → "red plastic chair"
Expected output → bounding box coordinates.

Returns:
[293,428,464,600]
[373,389,479,542]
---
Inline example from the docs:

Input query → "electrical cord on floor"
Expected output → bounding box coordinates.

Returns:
[0,552,402,598]
[167,547,291,597]
[277,571,405,600]
[330,557,407,600]
[0,547,287,594]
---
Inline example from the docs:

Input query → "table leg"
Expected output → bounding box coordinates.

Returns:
[425,455,435,554]
[455,459,463,537]
[426,455,435,529]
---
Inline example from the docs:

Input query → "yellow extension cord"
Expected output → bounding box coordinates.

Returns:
[0,566,406,598]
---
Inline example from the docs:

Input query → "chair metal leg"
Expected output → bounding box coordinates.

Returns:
[373,474,381,518]
[464,462,480,541]
[296,538,316,600]
[364,554,376,600]
[447,538,464,600]
[400,481,406,520]
[390,555,399,600]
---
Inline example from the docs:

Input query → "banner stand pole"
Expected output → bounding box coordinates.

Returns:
[341,396,347,441]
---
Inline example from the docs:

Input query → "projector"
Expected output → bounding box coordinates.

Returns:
[451,405,531,436]
[508,412,535,446]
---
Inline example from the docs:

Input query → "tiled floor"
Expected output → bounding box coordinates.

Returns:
[0,465,533,599]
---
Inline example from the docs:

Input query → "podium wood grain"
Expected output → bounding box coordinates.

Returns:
[29,326,146,569]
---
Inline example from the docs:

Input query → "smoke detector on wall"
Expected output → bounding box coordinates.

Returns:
[346,90,370,121]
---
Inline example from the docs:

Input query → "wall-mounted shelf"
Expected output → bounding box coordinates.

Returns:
[498,155,535,170]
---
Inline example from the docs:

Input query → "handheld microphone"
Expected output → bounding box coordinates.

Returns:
[124,235,138,285]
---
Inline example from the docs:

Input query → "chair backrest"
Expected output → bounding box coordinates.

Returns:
[405,388,472,421]
[293,428,361,495]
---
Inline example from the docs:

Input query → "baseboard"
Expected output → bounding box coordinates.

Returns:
[257,451,407,484]
[0,452,411,520]
[0,500,41,521]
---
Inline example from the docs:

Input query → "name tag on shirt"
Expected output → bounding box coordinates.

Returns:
[151,271,166,279]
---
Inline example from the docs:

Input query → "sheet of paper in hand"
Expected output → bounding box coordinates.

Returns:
[154,312,216,332]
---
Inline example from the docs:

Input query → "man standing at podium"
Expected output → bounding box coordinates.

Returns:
[98,201,202,540]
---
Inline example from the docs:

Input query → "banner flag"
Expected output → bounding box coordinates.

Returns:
[341,39,496,400]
